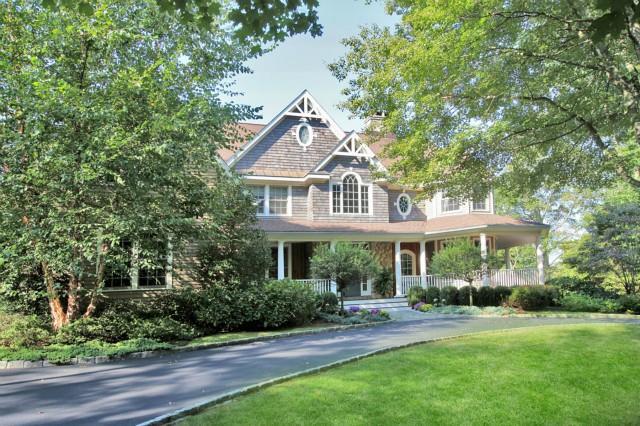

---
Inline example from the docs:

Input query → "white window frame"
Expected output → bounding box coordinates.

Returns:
[472,197,490,212]
[295,122,314,149]
[329,172,373,216]
[104,240,173,291]
[252,184,292,217]
[439,192,464,215]
[399,249,417,276]
[396,193,412,219]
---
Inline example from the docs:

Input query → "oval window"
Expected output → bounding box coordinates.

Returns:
[397,193,412,218]
[296,123,313,147]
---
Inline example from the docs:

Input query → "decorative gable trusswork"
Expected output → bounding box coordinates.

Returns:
[313,131,386,175]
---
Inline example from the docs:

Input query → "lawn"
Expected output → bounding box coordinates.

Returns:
[181,324,640,425]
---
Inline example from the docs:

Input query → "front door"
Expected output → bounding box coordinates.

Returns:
[342,276,372,297]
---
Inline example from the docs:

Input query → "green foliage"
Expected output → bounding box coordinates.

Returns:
[509,286,555,311]
[559,293,622,313]
[0,313,51,348]
[477,287,497,307]
[316,292,339,315]
[430,239,499,287]
[373,267,394,297]
[439,286,459,306]
[618,294,640,314]
[319,309,390,325]
[259,279,317,328]
[310,243,380,309]
[331,0,640,196]
[494,286,513,305]
[0,264,49,316]
[547,276,610,298]
[128,318,197,341]
[417,303,433,313]
[425,287,440,304]
[195,284,262,332]
[407,286,426,306]
[458,286,479,307]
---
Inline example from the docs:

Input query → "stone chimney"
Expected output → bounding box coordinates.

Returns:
[363,111,386,132]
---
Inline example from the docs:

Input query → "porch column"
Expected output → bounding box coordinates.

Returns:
[504,247,511,270]
[394,240,402,296]
[535,235,545,284]
[419,240,427,287]
[330,240,337,251]
[277,240,285,280]
[329,241,338,294]
[480,233,489,286]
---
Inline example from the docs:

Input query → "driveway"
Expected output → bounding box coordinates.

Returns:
[1,316,637,425]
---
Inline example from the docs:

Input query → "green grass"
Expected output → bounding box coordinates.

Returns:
[181,324,640,425]
[424,305,638,318]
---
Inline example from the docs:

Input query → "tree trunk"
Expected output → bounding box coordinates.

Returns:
[468,280,474,306]
[42,262,68,331]
[66,275,81,322]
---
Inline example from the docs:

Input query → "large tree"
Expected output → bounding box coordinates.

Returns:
[331,0,640,198]
[0,1,319,329]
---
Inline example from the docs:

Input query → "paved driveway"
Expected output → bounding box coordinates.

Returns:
[1,316,637,425]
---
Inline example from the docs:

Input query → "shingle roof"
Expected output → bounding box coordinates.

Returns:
[218,122,265,162]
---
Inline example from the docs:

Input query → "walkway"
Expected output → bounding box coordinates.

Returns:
[1,317,637,425]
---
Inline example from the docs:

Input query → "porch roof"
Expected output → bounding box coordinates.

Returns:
[258,214,548,241]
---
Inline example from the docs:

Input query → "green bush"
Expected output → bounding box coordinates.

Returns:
[195,283,261,332]
[316,292,339,314]
[0,313,51,348]
[55,313,133,344]
[477,287,497,306]
[618,294,640,314]
[494,286,512,305]
[425,287,440,304]
[559,293,604,312]
[418,303,433,312]
[129,318,197,341]
[374,267,394,297]
[546,276,609,297]
[407,286,426,306]
[509,286,554,311]
[439,286,459,305]
[458,286,479,306]
[259,279,317,328]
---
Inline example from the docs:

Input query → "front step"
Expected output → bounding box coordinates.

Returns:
[343,297,409,310]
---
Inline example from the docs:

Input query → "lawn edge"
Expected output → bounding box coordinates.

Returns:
[422,311,638,320]
[141,322,625,426]
[0,320,393,370]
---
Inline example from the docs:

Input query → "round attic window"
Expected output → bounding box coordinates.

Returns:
[296,123,313,148]
[397,193,412,218]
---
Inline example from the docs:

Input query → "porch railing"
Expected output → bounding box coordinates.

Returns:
[295,278,335,294]
[399,268,541,295]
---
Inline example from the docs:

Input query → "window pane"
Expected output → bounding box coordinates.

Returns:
[441,197,460,212]
[104,240,132,288]
[270,186,288,215]
[473,199,487,210]
[361,185,369,214]
[332,184,341,213]
[401,253,414,276]
[343,175,359,214]
[138,239,167,287]
[251,186,265,214]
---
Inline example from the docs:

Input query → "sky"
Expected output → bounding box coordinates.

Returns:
[228,1,398,131]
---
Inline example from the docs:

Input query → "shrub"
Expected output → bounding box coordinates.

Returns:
[439,286,459,305]
[359,308,390,321]
[494,286,512,305]
[418,303,433,313]
[0,313,51,348]
[129,318,197,341]
[407,286,426,306]
[259,279,317,328]
[195,283,262,332]
[559,293,604,312]
[508,286,552,311]
[55,313,133,344]
[374,267,394,297]
[425,287,440,304]
[618,294,640,314]
[316,292,339,314]
[547,276,608,297]
[458,286,479,306]
[477,287,497,306]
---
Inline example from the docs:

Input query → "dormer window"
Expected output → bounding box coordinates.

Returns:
[441,196,461,213]
[296,122,313,148]
[331,173,370,215]
[473,198,488,211]
[396,193,412,218]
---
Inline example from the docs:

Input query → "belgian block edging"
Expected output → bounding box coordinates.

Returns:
[0,320,393,370]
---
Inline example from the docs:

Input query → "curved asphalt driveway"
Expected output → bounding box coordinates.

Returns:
[1,316,638,425]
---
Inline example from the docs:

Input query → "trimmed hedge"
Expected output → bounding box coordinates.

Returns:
[425,287,440,304]
[508,286,557,311]
[494,286,513,305]
[477,287,497,307]
[439,286,459,305]
[458,286,478,306]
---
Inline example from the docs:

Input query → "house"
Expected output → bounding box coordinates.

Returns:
[217,90,549,298]
[102,90,548,298]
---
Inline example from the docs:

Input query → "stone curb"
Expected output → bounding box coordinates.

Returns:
[0,320,393,370]
[138,322,626,426]
[422,312,640,320]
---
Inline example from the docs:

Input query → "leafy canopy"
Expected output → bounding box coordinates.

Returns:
[332,0,640,198]
[430,239,488,284]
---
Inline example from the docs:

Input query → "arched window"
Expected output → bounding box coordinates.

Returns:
[400,250,416,276]
[332,173,370,214]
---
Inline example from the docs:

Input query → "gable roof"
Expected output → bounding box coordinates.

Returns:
[312,131,387,174]
[218,122,265,162]
[225,90,346,167]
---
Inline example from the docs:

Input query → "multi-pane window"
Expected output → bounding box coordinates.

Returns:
[104,239,170,289]
[138,239,168,287]
[269,186,288,215]
[441,197,460,213]
[401,252,415,276]
[472,198,487,211]
[251,186,265,215]
[104,241,132,288]
[331,173,370,214]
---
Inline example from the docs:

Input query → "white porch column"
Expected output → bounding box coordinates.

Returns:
[504,247,511,270]
[419,240,427,287]
[535,235,545,284]
[480,233,489,286]
[277,240,285,280]
[330,240,337,251]
[394,240,402,296]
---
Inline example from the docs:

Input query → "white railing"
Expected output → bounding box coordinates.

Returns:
[295,279,335,294]
[399,268,541,295]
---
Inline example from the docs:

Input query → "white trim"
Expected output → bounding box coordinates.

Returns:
[399,249,417,276]
[252,184,292,217]
[287,186,292,216]
[227,90,346,167]
[313,131,387,174]
[396,193,412,219]
[264,184,271,216]
[329,172,372,216]
[295,122,314,149]
[244,174,329,184]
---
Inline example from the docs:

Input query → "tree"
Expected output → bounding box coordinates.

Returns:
[566,202,640,294]
[430,239,498,306]
[310,243,380,312]
[331,0,640,199]
[0,1,313,330]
